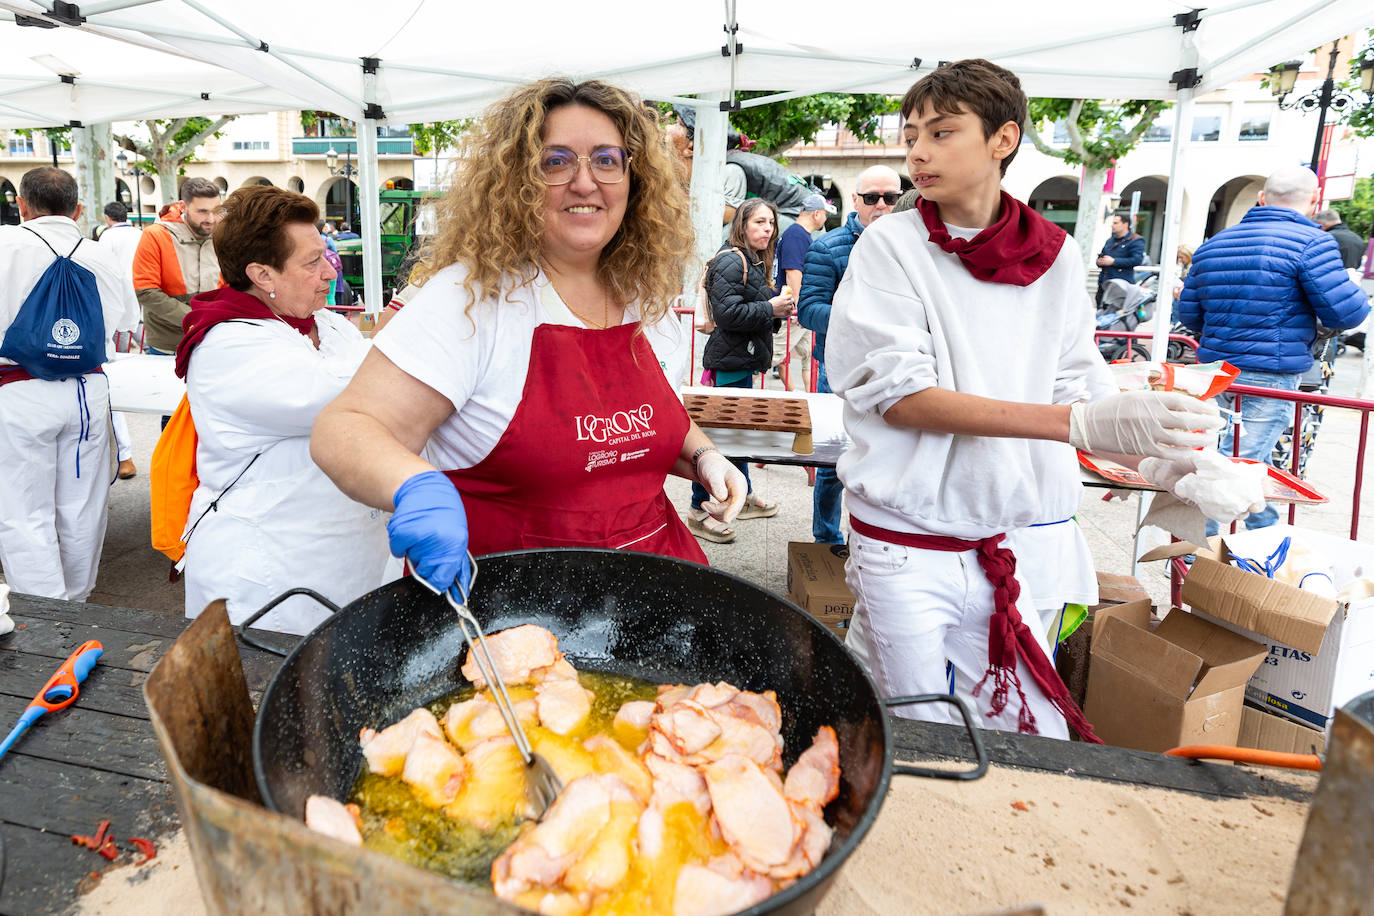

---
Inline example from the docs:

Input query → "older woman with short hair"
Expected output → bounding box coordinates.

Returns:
[176,185,388,633]
[312,78,747,596]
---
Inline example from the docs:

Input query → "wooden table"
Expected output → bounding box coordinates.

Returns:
[0,594,292,915]
[0,595,1310,914]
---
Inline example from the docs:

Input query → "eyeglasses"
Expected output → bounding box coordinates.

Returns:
[539,146,632,185]
[857,191,903,206]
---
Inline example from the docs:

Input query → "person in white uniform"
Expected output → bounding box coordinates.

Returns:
[0,167,138,600]
[827,61,1222,741]
[99,200,144,479]
[175,185,388,634]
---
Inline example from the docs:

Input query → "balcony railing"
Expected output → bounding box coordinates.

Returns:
[291,137,415,157]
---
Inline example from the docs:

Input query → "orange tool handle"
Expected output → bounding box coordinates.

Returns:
[1165,744,1322,771]
[30,640,104,713]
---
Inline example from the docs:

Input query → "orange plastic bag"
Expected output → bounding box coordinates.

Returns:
[149,394,198,564]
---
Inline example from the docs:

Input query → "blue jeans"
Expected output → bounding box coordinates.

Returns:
[813,364,844,543]
[1206,368,1301,535]
[691,374,753,510]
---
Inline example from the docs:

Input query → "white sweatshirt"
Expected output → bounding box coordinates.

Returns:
[826,209,1112,541]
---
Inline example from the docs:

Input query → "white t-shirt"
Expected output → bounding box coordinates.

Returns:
[375,263,690,471]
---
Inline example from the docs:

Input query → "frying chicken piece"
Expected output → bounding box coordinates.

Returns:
[532,657,580,684]
[723,690,782,739]
[642,754,711,816]
[444,736,534,829]
[701,755,799,872]
[783,725,840,810]
[304,795,362,846]
[768,802,833,880]
[402,732,468,807]
[656,683,693,709]
[492,774,637,899]
[358,707,443,777]
[612,700,655,748]
[653,699,722,756]
[536,677,594,736]
[687,681,739,709]
[673,861,774,916]
[460,624,562,688]
[694,713,781,771]
[562,794,642,895]
[444,693,538,750]
[584,734,653,803]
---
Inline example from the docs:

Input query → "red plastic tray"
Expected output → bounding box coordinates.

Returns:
[1077,451,1327,504]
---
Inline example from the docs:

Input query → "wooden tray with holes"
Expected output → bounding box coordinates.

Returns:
[683,394,814,455]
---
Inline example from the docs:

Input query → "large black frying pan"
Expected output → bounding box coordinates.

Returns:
[251,549,986,916]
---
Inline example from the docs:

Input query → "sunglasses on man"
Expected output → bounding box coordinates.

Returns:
[857,191,903,206]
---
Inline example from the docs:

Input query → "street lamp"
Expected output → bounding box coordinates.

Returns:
[325,144,358,229]
[1269,43,1372,191]
[114,149,143,230]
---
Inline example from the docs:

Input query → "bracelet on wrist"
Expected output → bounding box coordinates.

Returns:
[690,445,720,480]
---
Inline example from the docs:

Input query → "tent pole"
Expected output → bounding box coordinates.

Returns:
[689,93,729,272]
[1150,97,1195,359]
[357,120,382,315]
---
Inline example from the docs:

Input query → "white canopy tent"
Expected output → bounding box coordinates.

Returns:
[0,0,1368,325]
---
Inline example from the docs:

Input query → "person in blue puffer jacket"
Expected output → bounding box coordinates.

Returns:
[1176,165,1370,533]
[797,165,903,544]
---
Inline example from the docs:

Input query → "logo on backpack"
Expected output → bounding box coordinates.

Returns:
[52,318,80,346]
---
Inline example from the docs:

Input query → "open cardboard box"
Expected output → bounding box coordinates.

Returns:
[1140,526,1374,732]
[1083,598,1266,753]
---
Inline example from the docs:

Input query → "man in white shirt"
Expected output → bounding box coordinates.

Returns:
[98,200,143,479]
[0,168,138,600]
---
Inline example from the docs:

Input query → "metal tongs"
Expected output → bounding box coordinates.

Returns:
[415,556,564,820]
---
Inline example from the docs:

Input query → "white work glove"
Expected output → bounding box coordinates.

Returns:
[696,449,747,523]
[1069,391,1223,459]
[1140,451,1267,524]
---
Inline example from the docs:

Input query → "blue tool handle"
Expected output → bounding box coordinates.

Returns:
[0,708,44,762]
[71,645,102,682]
[32,640,103,713]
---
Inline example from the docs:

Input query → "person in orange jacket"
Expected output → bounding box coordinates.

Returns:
[132,177,222,354]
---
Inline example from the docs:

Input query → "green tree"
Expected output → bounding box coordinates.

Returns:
[1344,29,1374,138]
[724,92,900,157]
[1337,176,1374,240]
[408,121,472,157]
[113,117,236,205]
[1025,98,1170,270]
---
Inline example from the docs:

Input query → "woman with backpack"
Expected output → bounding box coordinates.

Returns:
[689,197,796,542]
[173,185,388,633]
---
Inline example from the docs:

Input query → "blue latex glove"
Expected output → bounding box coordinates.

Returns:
[387,471,472,593]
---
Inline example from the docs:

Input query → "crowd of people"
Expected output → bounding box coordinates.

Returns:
[1,59,1368,743]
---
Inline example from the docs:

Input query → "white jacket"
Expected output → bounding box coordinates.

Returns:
[827,210,1112,540]
[182,309,388,633]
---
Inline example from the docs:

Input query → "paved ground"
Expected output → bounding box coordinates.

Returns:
[3,349,1372,618]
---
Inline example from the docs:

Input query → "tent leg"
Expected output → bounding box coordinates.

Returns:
[357,121,382,315]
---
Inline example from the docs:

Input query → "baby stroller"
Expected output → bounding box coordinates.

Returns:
[1096,279,1155,362]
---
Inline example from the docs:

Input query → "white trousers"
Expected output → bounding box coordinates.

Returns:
[111,410,132,462]
[843,530,1068,740]
[0,374,111,601]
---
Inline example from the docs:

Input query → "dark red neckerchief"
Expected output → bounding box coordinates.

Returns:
[916,191,1066,287]
[850,516,1102,743]
[176,286,316,379]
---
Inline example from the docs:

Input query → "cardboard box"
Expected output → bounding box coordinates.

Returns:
[1056,575,1154,712]
[1092,571,1152,611]
[1084,605,1266,753]
[786,542,854,637]
[1143,526,1374,732]
[1237,703,1326,755]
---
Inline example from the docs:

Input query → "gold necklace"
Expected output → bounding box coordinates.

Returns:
[548,273,613,329]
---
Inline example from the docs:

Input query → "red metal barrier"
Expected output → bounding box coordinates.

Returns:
[1092,329,1200,355]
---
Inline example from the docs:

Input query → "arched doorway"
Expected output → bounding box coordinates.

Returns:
[1204,176,1263,240]
[385,176,414,190]
[213,176,229,193]
[115,178,132,206]
[1028,176,1079,234]
[320,177,358,226]
[1116,176,1168,263]
[287,176,305,193]
[241,176,273,187]
[0,178,18,225]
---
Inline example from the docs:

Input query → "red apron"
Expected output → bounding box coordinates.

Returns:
[444,321,707,565]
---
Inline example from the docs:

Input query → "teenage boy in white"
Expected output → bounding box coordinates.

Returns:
[826,59,1221,741]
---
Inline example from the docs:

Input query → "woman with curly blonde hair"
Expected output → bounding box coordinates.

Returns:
[313,78,746,588]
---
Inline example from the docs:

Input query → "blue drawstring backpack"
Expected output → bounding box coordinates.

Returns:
[0,227,105,380]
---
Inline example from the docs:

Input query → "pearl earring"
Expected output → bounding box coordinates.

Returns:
[269,290,276,299]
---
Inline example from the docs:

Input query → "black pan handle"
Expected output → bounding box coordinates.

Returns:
[885,693,988,781]
[237,588,342,656]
